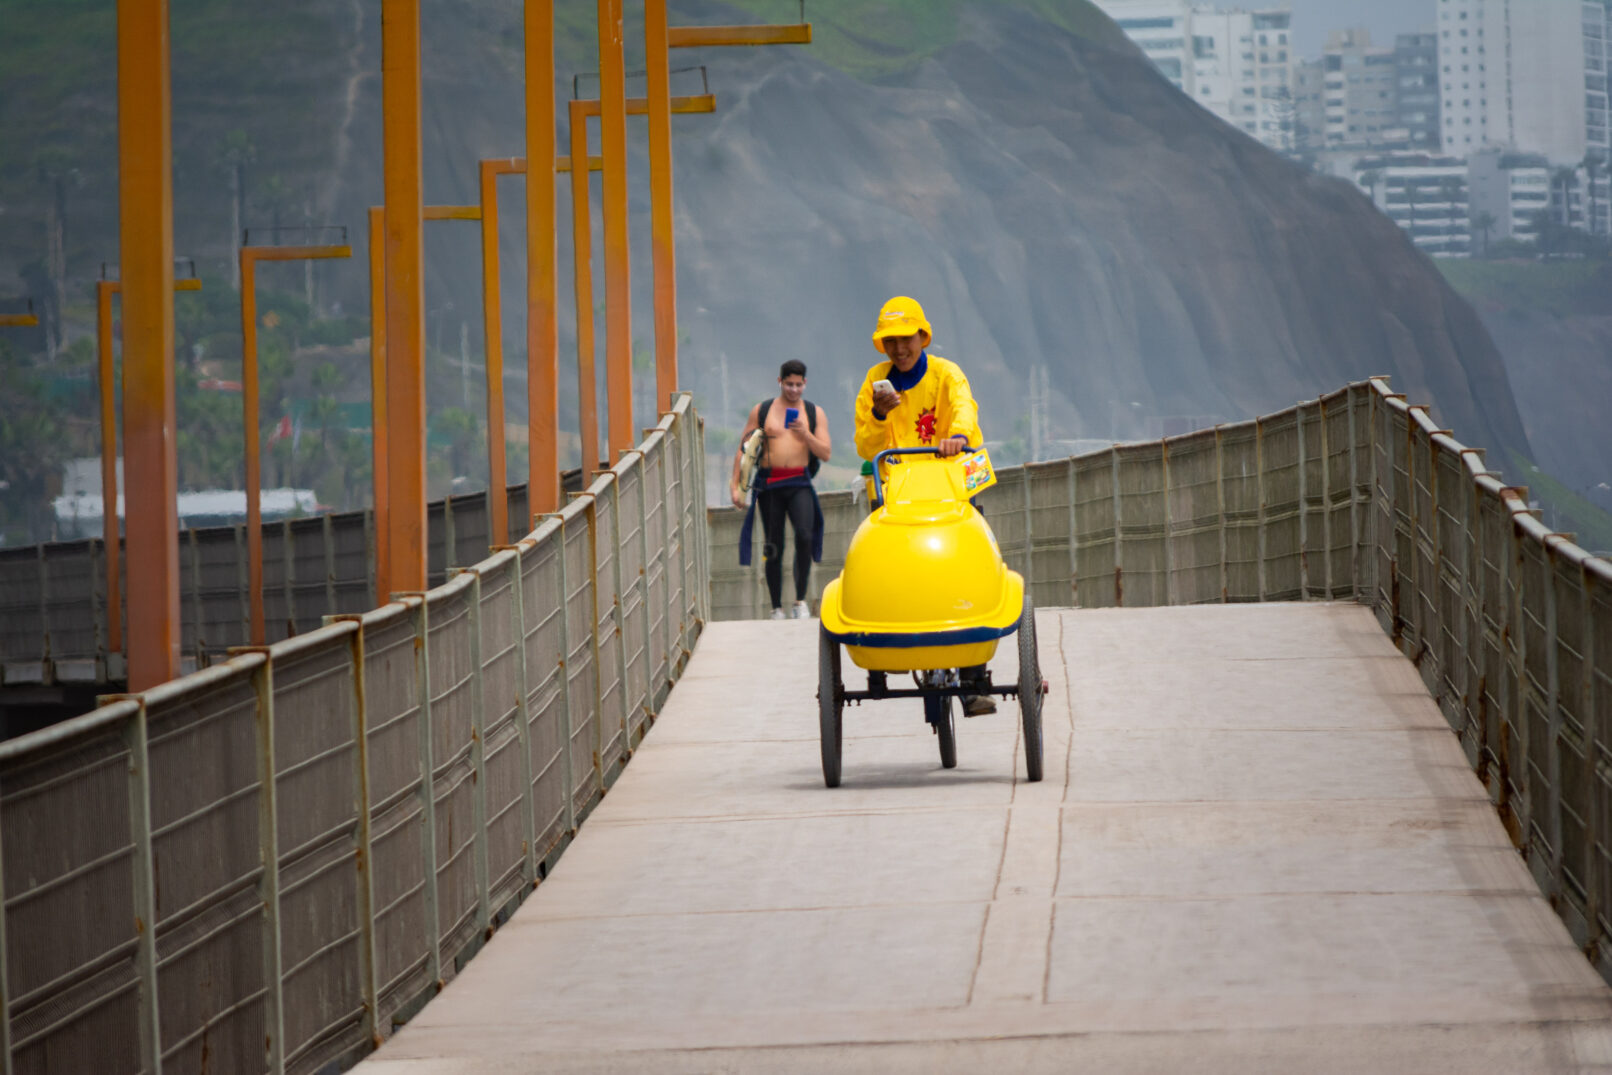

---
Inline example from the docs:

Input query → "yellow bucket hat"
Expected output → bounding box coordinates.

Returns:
[871,295,932,353]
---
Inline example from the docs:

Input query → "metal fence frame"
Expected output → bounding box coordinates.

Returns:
[0,397,705,1075]
[710,378,1612,984]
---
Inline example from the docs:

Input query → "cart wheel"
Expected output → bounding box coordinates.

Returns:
[1017,592,1044,782]
[818,627,843,787]
[925,693,958,769]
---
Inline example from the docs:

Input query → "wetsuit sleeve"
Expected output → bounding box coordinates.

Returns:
[942,364,982,447]
[854,368,890,462]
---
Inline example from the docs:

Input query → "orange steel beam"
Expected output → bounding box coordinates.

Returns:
[527,0,560,520]
[96,274,201,657]
[119,0,180,691]
[240,243,352,644]
[477,160,508,546]
[597,0,633,461]
[572,94,716,117]
[424,204,480,221]
[0,313,39,328]
[667,24,812,47]
[383,0,427,596]
[645,0,678,414]
[569,99,601,484]
[367,208,389,604]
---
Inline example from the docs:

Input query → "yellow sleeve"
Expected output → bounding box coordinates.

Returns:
[854,366,893,461]
[940,362,982,447]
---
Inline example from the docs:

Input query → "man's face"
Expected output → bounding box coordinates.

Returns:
[779,374,806,403]
[881,331,927,372]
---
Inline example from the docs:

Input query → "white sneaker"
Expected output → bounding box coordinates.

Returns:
[791,601,811,619]
[769,607,787,620]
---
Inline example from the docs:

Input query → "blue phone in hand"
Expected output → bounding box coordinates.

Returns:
[784,407,800,427]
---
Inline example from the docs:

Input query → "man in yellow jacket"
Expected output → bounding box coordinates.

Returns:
[854,295,995,715]
[855,296,981,462]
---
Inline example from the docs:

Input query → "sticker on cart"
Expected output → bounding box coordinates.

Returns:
[961,449,996,494]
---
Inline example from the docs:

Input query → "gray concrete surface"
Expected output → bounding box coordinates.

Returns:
[361,604,1612,1073]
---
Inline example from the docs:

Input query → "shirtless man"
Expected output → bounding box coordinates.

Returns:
[730,360,832,619]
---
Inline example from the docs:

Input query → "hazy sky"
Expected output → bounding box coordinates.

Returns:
[1284,0,1437,58]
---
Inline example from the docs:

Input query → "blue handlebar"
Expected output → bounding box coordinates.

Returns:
[870,442,978,509]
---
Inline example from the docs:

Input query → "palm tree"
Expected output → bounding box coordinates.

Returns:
[1404,179,1420,248]
[1359,169,1383,207]
[1470,210,1498,257]
[1436,178,1465,253]
[1553,166,1578,228]
[1583,155,1605,239]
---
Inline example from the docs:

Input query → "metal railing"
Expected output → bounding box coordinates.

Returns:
[0,397,707,1074]
[711,378,1612,983]
[0,472,537,687]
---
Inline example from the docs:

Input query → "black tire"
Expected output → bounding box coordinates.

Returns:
[926,692,958,769]
[818,628,843,787]
[1017,592,1044,782]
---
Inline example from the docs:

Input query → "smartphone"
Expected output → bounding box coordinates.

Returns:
[784,407,800,427]
[872,379,895,395]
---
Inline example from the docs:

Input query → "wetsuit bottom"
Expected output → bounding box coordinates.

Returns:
[759,483,815,608]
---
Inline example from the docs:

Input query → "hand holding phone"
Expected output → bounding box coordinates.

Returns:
[871,379,895,396]
[870,378,900,417]
[784,406,800,429]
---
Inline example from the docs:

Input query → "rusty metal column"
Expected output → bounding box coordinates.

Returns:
[569,101,601,485]
[479,161,510,544]
[526,0,560,518]
[118,0,180,689]
[369,206,391,602]
[644,0,677,410]
[597,0,633,459]
[96,280,123,656]
[382,0,427,592]
[240,252,266,644]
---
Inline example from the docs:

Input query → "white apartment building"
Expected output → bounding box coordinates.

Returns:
[1437,0,1603,164]
[1467,149,1551,247]
[1098,1,1298,151]
[1355,155,1473,256]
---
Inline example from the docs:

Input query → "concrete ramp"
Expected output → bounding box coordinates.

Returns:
[362,604,1612,1073]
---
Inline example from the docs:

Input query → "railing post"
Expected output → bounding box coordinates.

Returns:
[584,496,605,795]
[1348,388,1362,600]
[549,514,578,837]
[1583,561,1600,960]
[124,701,162,1075]
[1111,450,1123,608]
[1458,450,1483,754]
[670,409,692,661]
[1506,504,1530,850]
[1066,459,1079,607]
[1215,426,1228,603]
[502,544,537,885]
[410,597,442,987]
[330,616,381,1048]
[252,655,286,1074]
[1162,442,1174,607]
[463,571,491,939]
[1256,418,1268,602]
[609,474,632,755]
[1297,407,1309,599]
[1320,398,1334,598]
[634,452,653,726]
[1544,540,1565,906]
[694,414,711,627]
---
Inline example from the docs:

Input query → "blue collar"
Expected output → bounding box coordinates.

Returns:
[888,351,928,393]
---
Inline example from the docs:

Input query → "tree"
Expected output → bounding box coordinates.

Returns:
[30,147,80,360]
[1584,155,1606,240]
[1470,210,1498,257]
[212,130,257,289]
[1437,178,1465,253]
[1404,179,1420,247]
[1552,166,1578,228]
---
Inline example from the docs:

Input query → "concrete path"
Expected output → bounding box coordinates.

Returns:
[362,604,1612,1073]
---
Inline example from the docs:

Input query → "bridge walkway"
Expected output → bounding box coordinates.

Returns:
[362,604,1612,1073]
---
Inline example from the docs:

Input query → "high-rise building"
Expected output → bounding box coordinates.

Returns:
[1394,32,1442,149]
[1587,1,1610,163]
[1097,1,1297,152]
[1436,0,1594,164]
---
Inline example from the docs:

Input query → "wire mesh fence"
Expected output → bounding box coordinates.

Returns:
[707,379,1612,988]
[0,397,706,1074]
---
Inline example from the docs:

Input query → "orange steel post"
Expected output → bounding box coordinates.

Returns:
[119,0,180,690]
[368,207,390,604]
[382,0,428,594]
[645,0,678,412]
[597,0,633,460]
[96,280,121,654]
[666,24,812,47]
[478,159,510,545]
[527,0,560,520]
[240,244,352,644]
[96,273,200,658]
[568,100,601,484]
